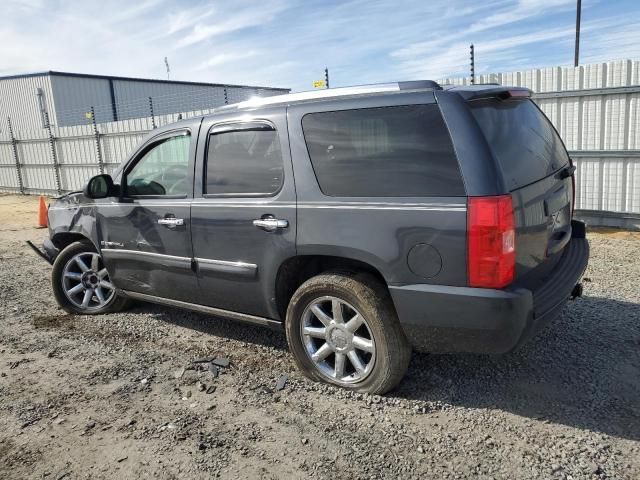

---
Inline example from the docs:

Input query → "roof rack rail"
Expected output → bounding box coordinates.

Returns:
[236,80,442,109]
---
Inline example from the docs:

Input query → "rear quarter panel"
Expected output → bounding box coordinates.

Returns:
[287,92,468,287]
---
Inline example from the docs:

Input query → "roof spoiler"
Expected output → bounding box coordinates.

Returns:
[449,86,532,101]
[398,80,443,90]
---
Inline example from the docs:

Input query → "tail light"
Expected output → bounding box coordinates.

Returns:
[570,158,576,216]
[467,195,515,289]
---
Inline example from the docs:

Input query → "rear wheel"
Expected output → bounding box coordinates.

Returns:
[51,241,130,314]
[286,272,411,394]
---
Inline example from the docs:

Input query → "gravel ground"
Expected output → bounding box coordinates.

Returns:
[0,193,639,479]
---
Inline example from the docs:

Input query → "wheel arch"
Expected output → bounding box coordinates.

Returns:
[274,254,390,320]
[51,231,97,251]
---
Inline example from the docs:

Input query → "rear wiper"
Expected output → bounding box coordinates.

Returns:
[558,165,576,179]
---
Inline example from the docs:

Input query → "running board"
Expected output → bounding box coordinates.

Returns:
[119,290,283,330]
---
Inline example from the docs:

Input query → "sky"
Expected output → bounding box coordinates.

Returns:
[1,0,639,92]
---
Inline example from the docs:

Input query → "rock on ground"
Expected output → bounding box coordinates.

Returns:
[0,194,639,479]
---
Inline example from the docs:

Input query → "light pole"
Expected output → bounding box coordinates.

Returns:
[574,0,581,67]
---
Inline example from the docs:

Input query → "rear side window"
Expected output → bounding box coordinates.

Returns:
[301,104,464,197]
[205,128,284,195]
[469,99,569,190]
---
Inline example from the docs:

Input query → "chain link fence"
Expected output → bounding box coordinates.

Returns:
[0,102,217,195]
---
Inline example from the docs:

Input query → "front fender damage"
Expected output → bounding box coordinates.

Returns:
[26,192,97,265]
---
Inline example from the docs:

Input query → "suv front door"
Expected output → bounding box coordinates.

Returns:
[98,126,199,303]
[191,107,296,319]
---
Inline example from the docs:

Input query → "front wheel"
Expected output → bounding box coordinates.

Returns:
[51,241,130,314]
[285,272,411,395]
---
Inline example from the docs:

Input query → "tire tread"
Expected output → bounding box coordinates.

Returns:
[285,272,411,394]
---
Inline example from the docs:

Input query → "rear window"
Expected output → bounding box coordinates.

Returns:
[469,99,569,190]
[301,104,464,197]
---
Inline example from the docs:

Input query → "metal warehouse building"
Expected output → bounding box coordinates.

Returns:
[0,71,289,132]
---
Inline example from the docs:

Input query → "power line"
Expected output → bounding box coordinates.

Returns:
[52,86,283,127]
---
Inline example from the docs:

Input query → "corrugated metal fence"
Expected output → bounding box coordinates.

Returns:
[1,60,639,226]
[440,59,640,225]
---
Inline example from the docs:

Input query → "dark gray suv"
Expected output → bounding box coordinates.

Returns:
[36,81,589,394]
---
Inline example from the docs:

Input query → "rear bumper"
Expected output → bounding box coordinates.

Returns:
[390,220,589,354]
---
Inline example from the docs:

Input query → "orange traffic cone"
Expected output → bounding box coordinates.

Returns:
[37,196,48,228]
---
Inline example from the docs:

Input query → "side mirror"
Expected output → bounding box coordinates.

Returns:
[83,174,118,199]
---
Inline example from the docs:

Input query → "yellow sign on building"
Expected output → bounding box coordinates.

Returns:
[312,80,325,89]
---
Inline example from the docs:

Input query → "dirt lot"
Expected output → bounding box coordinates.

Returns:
[0,193,639,479]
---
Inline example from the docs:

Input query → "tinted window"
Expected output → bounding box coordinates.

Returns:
[301,104,463,197]
[126,134,190,196]
[206,128,284,195]
[469,99,569,190]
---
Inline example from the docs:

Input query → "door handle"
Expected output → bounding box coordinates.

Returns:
[158,217,184,228]
[253,216,289,232]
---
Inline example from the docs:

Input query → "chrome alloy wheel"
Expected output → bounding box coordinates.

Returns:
[61,252,115,311]
[300,296,376,385]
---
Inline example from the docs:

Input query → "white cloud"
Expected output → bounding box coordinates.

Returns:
[467,0,575,33]
[175,0,289,48]
[0,0,638,92]
[166,6,216,35]
[195,50,258,70]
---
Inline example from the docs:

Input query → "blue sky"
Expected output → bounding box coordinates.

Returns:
[2,0,639,91]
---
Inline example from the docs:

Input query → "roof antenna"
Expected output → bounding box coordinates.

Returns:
[164,57,170,80]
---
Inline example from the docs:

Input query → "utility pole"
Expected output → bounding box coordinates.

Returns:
[469,44,475,85]
[324,67,330,89]
[574,0,582,67]
[164,56,170,80]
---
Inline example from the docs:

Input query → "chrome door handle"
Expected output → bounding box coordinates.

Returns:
[158,217,184,227]
[253,217,289,232]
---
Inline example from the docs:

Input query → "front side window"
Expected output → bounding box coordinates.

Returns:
[301,104,464,197]
[205,127,284,195]
[126,134,190,196]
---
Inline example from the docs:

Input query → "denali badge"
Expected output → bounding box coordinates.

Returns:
[100,241,124,248]
[550,210,563,230]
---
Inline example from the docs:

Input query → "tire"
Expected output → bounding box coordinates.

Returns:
[51,240,130,315]
[285,272,412,394]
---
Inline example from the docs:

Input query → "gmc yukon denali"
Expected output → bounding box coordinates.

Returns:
[33,81,589,394]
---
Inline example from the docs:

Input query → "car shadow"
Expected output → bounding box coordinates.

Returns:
[133,303,288,350]
[394,296,640,441]
[136,296,639,441]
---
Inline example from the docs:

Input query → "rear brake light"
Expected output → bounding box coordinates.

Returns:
[506,89,531,98]
[467,195,515,289]
[496,89,531,100]
[570,158,576,216]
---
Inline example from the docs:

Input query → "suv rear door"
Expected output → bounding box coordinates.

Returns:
[287,91,469,288]
[467,96,574,285]
[191,106,296,319]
